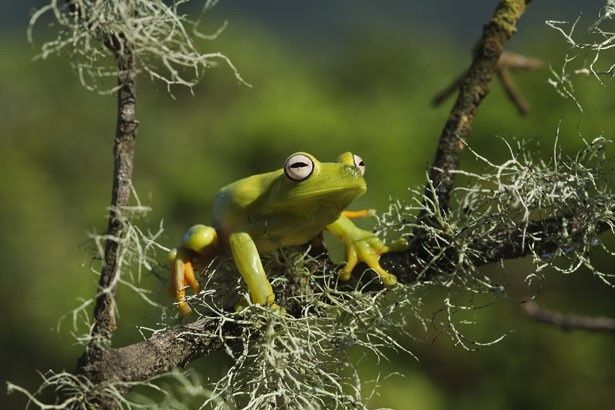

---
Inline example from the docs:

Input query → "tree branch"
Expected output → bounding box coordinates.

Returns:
[91,319,234,383]
[65,205,613,387]
[409,0,533,276]
[520,301,615,333]
[474,214,612,265]
[90,49,138,346]
[75,41,138,409]
[424,0,532,215]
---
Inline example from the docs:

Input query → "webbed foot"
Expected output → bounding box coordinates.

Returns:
[339,236,398,286]
[328,215,407,286]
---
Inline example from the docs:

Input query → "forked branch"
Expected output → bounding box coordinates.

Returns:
[423,0,532,215]
[433,51,544,115]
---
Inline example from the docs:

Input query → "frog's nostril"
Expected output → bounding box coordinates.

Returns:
[343,166,358,176]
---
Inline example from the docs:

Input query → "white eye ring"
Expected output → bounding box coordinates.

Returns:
[284,154,314,181]
[353,154,365,176]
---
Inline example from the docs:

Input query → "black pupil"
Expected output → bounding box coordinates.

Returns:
[358,161,364,166]
[290,161,308,169]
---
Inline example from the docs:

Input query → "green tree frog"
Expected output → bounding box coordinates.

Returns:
[168,152,401,315]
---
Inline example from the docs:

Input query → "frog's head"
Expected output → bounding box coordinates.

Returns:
[273,151,367,213]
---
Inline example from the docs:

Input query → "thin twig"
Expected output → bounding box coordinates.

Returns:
[497,66,531,115]
[431,70,467,106]
[521,301,615,333]
[498,50,544,72]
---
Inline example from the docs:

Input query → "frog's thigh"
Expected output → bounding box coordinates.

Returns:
[181,224,218,253]
[228,231,275,306]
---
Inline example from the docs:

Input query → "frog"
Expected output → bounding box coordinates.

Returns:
[168,152,403,315]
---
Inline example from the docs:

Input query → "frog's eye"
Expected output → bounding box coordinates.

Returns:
[284,154,314,181]
[353,154,365,176]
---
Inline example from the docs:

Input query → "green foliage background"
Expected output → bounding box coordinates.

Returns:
[1,14,614,410]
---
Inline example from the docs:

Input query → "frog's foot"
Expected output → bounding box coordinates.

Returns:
[339,236,398,287]
[168,248,202,316]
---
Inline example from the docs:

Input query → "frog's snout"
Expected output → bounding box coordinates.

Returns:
[349,168,367,190]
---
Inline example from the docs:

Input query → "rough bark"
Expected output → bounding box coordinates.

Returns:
[91,50,138,345]
[82,319,233,384]
[76,45,138,409]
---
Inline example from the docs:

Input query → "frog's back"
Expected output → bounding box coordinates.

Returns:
[212,170,281,231]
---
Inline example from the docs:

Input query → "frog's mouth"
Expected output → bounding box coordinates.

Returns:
[288,184,366,200]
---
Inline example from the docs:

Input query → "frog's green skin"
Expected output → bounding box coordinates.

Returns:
[169,152,400,315]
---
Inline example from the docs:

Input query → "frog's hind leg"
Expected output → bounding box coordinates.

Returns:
[169,225,218,315]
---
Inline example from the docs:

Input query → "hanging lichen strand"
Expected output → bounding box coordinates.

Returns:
[28,0,247,93]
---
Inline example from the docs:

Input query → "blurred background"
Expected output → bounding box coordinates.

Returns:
[1,0,614,409]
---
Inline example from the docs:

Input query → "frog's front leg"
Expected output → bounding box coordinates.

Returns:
[169,225,218,315]
[327,215,399,286]
[228,230,282,310]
